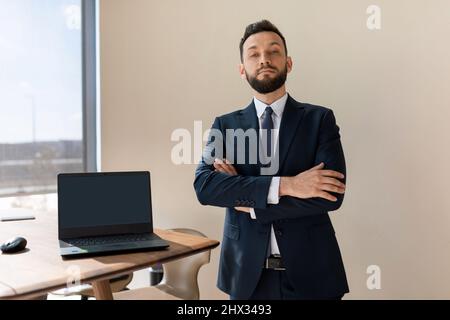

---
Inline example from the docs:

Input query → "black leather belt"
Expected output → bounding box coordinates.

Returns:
[264,254,286,271]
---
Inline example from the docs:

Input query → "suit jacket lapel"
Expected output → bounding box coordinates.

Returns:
[277,95,305,173]
[236,100,261,174]
[238,100,259,132]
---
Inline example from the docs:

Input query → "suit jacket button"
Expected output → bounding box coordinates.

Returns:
[276,230,283,236]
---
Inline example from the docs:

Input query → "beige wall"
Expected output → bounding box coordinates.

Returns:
[100,0,450,299]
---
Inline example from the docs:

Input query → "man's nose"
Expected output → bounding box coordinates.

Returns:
[259,54,271,66]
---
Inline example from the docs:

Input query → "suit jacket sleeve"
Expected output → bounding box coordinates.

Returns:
[193,117,273,209]
[253,109,347,223]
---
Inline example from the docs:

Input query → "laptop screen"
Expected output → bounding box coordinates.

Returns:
[58,172,153,239]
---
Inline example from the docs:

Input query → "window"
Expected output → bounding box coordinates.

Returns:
[0,0,97,197]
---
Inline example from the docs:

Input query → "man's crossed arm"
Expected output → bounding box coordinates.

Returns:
[213,159,345,216]
[193,110,346,223]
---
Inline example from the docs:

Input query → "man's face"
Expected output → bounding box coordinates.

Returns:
[240,31,292,94]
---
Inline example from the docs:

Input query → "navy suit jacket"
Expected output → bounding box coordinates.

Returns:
[193,94,349,299]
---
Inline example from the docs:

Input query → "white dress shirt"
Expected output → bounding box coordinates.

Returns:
[249,93,288,256]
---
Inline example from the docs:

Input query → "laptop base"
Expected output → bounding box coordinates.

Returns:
[60,234,169,259]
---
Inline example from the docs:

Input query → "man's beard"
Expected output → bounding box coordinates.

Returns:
[245,65,288,94]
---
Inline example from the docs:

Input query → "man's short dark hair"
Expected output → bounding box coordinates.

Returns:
[239,19,288,62]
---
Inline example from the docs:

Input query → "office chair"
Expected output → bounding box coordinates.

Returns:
[114,228,211,300]
[49,273,133,300]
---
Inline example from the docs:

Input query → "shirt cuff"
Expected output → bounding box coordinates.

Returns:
[267,177,280,204]
[249,177,280,220]
[250,208,256,220]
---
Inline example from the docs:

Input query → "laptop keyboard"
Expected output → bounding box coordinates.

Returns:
[68,233,157,247]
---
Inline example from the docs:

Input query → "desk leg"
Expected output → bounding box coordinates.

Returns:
[92,280,113,300]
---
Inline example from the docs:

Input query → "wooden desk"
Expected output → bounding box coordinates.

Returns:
[0,211,219,300]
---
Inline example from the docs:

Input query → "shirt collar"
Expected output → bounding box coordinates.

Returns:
[254,93,288,118]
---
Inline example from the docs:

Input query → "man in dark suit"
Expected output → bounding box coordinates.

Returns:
[194,20,349,300]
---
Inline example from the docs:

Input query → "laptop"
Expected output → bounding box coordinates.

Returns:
[57,171,169,258]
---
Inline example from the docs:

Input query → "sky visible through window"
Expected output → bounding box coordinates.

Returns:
[0,0,84,196]
[0,0,82,143]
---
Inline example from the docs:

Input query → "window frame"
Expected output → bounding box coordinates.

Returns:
[82,0,98,173]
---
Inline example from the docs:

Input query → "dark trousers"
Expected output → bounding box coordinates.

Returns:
[231,269,344,300]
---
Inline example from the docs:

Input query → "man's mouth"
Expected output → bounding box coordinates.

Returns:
[258,68,276,74]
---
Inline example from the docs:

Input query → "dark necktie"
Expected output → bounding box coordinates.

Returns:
[261,106,274,159]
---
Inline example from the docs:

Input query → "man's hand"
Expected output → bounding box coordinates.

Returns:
[213,158,238,175]
[214,159,251,213]
[279,162,345,202]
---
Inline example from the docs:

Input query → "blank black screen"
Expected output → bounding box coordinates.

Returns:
[58,173,152,229]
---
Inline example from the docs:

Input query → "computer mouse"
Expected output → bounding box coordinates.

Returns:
[0,236,27,254]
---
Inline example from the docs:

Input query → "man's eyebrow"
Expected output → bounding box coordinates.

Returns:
[247,42,282,51]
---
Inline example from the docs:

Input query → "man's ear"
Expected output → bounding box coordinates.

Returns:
[239,63,246,79]
[286,56,293,73]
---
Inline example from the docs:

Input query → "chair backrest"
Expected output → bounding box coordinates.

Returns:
[155,228,211,300]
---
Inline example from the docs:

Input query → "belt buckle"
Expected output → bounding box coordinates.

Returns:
[265,254,286,271]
